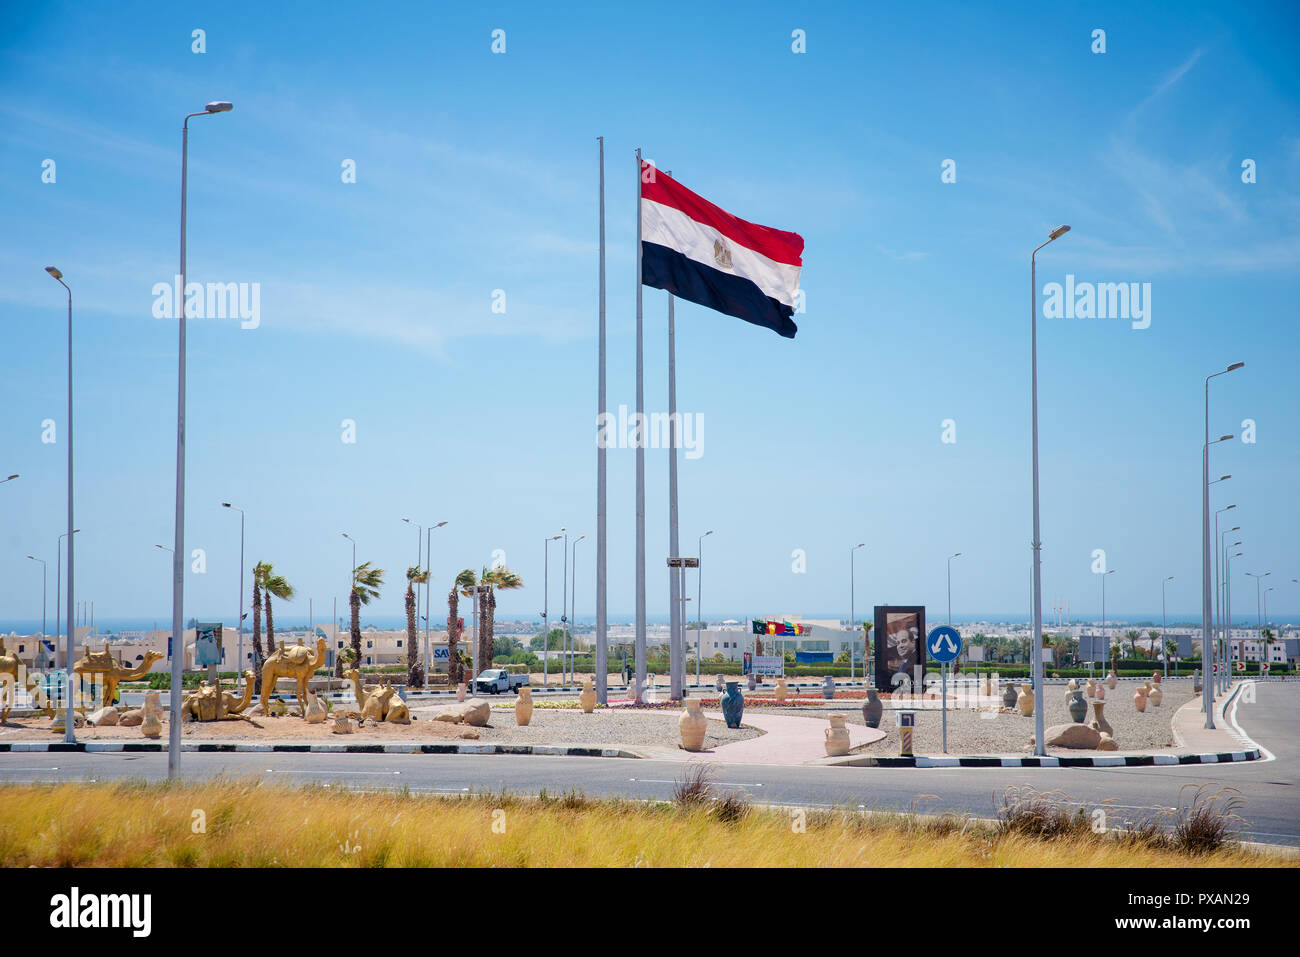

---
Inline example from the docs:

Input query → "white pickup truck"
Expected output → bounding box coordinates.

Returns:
[472,668,530,694]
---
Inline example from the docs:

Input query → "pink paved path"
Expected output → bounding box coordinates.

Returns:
[702,711,885,765]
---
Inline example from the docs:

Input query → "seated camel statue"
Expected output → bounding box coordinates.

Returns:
[0,638,54,722]
[260,637,326,715]
[181,671,257,721]
[341,669,410,723]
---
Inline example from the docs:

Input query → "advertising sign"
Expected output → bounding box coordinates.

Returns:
[753,655,784,676]
[874,605,925,693]
[195,622,223,667]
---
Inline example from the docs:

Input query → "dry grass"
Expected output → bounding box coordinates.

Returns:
[0,780,1289,868]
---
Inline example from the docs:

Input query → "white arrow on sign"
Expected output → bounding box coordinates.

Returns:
[931,632,959,656]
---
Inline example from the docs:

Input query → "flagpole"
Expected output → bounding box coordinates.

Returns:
[634,148,646,704]
[595,136,608,706]
[665,168,682,701]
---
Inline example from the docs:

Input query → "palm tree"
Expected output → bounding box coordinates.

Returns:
[251,560,268,668]
[477,565,523,672]
[405,564,430,686]
[447,569,476,685]
[349,561,384,669]
[1125,629,1141,660]
[261,563,295,653]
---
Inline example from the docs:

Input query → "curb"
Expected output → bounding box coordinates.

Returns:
[0,742,639,758]
[828,749,1262,768]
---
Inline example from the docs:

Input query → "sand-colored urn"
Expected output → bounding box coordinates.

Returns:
[1133,685,1148,713]
[141,690,163,739]
[1152,671,1162,685]
[824,714,850,756]
[515,686,534,725]
[579,676,596,713]
[456,682,467,702]
[1096,683,1106,700]
[1085,677,1097,698]
[1147,683,1163,708]
[1106,671,1118,690]
[774,678,789,703]
[1017,683,1034,717]
[679,698,707,751]
[1089,700,1114,739]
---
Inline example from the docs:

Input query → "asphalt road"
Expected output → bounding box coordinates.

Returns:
[2,682,1295,845]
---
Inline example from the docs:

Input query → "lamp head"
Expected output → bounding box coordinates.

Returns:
[1048,225,1071,240]
[205,101,233,113]
[1226,362,1245,372]
[44,266,62,280]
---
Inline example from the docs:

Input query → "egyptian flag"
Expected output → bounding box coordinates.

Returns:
[641,162,804,339]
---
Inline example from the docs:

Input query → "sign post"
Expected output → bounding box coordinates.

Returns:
[927,625,962,754]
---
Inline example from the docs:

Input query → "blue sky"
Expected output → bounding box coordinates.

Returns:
[1,0,1298,631]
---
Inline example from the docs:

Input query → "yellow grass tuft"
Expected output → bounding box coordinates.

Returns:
[0,780,1290,868]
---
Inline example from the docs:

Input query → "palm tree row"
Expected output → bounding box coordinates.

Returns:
[250,560,295,693]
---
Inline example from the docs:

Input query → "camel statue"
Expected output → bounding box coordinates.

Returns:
[180,671,256,721]
[260,637,326,715]
[0,638,54,722]
[72,643,164,709]
[342,669,410,723]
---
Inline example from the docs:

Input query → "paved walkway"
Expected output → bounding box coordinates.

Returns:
[1172,680,1263,755]
[695,710,885,766]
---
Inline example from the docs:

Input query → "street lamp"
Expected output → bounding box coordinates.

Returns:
[946,552,962,625]
[542,534,561,687]
[697,530,713,686]
[1,474,17,484]
[849,544,865,681]
[26,556,47,640]
[1161,576,1173,677]
[1201,361,1243,730]
[1029,223,1070,756]
[222,503,246,687]
[560,527,569,686]
[54,529,79,681]
[571,535,585,685]
[1245,572,1271,654]
[169,100,234,779]
[1213,505,1236,675]
[44,265,76,743]
[417,521,447,689]
[1100,568,1115,680]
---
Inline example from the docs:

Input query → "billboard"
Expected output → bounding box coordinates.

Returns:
[195,622,223,667]
[752,654,783,676]
[874,605,925,693]
[1077,635,1108,662]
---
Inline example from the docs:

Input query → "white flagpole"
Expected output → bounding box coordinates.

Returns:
[666,170,681,701]
[595,136,608,705]
[634,148,646,704]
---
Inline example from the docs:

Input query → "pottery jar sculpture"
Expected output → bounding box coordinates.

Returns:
[1106,671,1118,690]
[579,676,597,713]
[1096,683,1106,700]
[1085,677,1096,698]
[1089,700,1114,739]
[1067,689,1088,723]
[141,690,163,739]
[1152,671,1162,685]
[515,686,534,725]
[1017,683,1034,717]
[456,682,467,702]
[824,714,850,756]
[862,688,884,728]
[981,676,992,698]
[1147,683,1163,708]
[774,678,789,703]
[1067,678,1078,691]
[822,676,835,700]
[679,698,707,751]
[1133,686,1147,713]
[715,674,726,693]
[1001,683,1018,709]
[720,681,745,729]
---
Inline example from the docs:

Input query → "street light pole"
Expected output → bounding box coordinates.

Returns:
[1161,576,1173,677]
[1213,503,1235,681]
[423,522,446,690]
[26,556,47,641]
[572,535,584,685]
[543,534,560,687]
[170,100,233,779]
[1202,362,1242,729]
[1029,224,1070,757]
[849,543,865,681]
[222,503,245,688]
[1245,572,1270,665]
[697,530,712,687]
[1099,568,1114,683]
[44,266,75,742]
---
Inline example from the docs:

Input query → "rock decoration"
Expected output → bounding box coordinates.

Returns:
[87,706,119,727]
[1067,678,1078,691]
[515,686,534,726]
[1045,723,1102,749]
[824,714,850,756]
[433,698,491,727]
[141,691,163,738]
[679,698,707,751]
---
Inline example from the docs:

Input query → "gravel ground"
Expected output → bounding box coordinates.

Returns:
[418,706,761,749]
[753,679,1196,754]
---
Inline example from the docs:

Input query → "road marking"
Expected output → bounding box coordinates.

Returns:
[267,769,401,775]
[629,778,763,787]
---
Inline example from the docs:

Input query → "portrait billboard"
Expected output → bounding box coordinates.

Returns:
[874,605,925,693]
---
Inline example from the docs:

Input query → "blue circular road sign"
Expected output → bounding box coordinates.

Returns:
[927,625,963,663]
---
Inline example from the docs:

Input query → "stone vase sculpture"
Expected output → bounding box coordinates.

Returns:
[862,688,884,728]
[579,676,596,713]
[1152,671,1162,685]
[331,713,353,734]
[1067,690,1088,723]
[1067,678,1078,691]
[456,682,467,702]
[1096,683,1106,700]
[824,714,850,756]
[679,698,707,751]
[822,676,835,700]
[1017,683,1034,717]
[1001,683,1018,709]
[1106,671,1118,690]
[141,691,163,739]
[1147,683,1163,708]
[774,678,789,703]
[720,681,744,729]
[515,686,534,725]
[715,674,726,692]
[1133,685,1147,713]
[747,673,756,692]
[304,692,327,724]
[981,675,992,697]
[1085,677,1096,698]
[1089,700,1114,739]
[1193,669,1202,694]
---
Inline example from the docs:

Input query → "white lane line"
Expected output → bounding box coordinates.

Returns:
[0,767,61,771]
[267,769,401,775]
[629,778,763,787]
[1224,683,1276,763]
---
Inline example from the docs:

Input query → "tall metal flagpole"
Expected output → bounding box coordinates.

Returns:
[634,148,646,704]
[595,136,609,705]
[666,168,682,702]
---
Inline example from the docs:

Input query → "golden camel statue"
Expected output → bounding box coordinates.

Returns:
[72,643,164,709]
[342,669,410,723]
[260,637,326,714]
[181,671,256,721]
[0,638,54,722]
